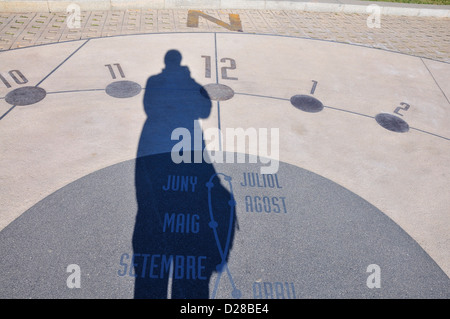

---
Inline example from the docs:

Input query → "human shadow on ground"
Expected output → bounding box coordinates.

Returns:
[132,50,236,299]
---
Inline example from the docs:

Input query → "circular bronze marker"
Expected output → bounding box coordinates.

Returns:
[375,113,409,133]
[290,95,324,113]
[200,83,234,101]
[106,80,142,98]
[5,86,46,106]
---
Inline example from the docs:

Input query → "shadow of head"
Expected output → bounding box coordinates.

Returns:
[164,49,182,70]
[137,49,212,156]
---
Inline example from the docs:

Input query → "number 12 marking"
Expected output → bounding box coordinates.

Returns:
[201,56,238,80]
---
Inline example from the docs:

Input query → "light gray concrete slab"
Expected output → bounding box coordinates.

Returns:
[0,32,448,298]
[0,33,221,230]
[422,58,450,102]
[215,33,450,136]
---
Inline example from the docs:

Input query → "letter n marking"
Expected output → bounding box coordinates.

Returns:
[187,10,243,32]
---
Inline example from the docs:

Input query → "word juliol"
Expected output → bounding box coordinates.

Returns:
[171,120,279,174]
[241,172,282,188]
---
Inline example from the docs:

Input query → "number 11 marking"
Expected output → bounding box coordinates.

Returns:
[105,63,125,79]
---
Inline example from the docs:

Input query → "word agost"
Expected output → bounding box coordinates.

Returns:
[240,172,288,214]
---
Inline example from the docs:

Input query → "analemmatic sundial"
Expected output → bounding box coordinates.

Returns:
[0,17,449,299]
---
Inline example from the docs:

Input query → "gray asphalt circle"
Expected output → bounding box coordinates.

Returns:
[375,113,410,133]
[0,153,448,299]
[5,86,46,106]
[201,83,235,101]
[105,80,142,98]
[290,95,324,113]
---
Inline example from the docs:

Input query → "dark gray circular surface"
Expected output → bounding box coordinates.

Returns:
[375,113,410,133]
[290,95,324,113]
[5,86,47,106]
[200,83,234,101]
[105,80,142,98]
[0,153,448,299]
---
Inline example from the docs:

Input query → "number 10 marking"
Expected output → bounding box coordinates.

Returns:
[0,70,28,88]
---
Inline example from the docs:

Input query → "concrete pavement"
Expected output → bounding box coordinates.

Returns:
[0,2,449,299]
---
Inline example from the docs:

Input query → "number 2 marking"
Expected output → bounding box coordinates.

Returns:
[105,63,125,79]
[394,102,410,116]
[220,58,238,80]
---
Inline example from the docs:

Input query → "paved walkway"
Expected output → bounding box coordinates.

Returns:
[1,8,449,62]
[0,2,449,299]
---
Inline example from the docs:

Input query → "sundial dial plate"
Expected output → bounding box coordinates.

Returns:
[0,32,449,299]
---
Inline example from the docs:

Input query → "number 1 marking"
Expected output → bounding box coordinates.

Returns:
[310,80,318,94]
[201,55,211,79]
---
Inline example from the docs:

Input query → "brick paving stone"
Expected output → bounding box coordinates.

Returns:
[81,11,108,39]
[0,13,14,34]
[101,11,125,37]
[140,9,158,33]
[0,13,36,50]
[157,10,175,32]
[121,9,141,34]
[242,9,274,34]
[0,9,448,62]
[30,13,65,46]
[58,11,90,42]
[9,13,52,49]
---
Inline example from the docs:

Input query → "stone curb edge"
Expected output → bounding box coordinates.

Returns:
[0,0,449,17]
